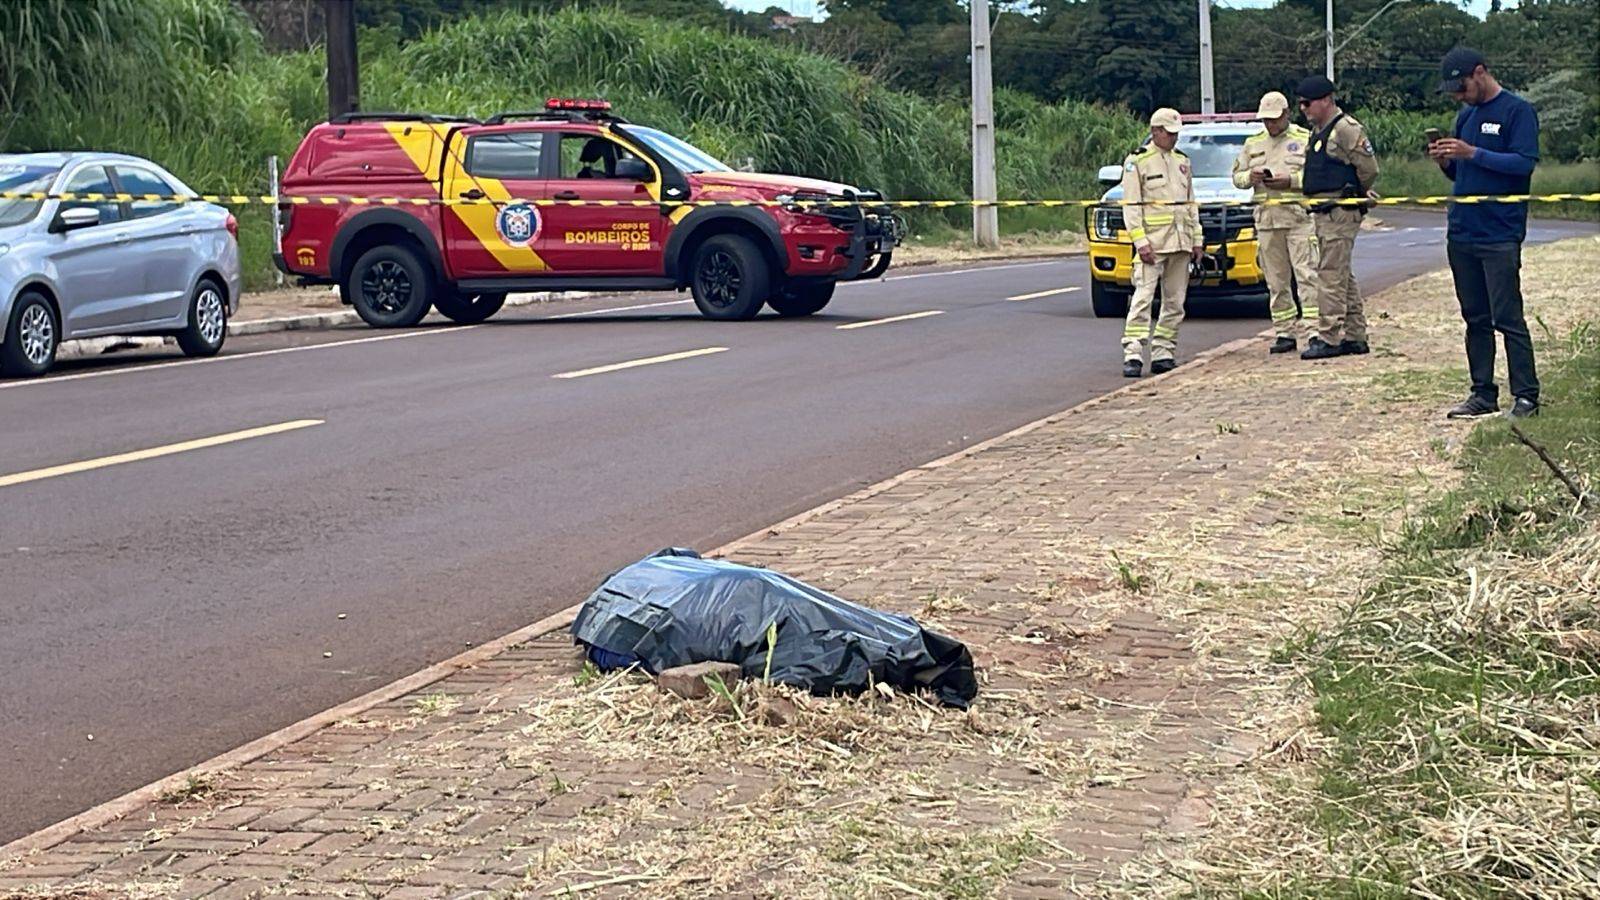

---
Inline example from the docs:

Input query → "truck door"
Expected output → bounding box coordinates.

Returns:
[440,128,551,278]
[534,131,664,275]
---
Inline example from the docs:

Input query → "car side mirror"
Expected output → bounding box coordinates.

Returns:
[615,158,651,182]
[1098,165,1124,186]
[51,206,101,233]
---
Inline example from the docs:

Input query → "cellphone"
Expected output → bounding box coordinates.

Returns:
[1425,127,1443,145]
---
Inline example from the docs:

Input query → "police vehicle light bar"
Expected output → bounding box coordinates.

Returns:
[546,98,612,111]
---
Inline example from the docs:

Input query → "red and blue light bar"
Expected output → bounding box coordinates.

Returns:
[545,98,612,112]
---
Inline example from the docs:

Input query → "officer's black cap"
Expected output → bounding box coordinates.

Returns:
[1438,47,1486,93]
[1296,75,1336,101]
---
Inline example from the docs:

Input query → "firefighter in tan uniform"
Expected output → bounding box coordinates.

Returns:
[1120,107,1203,378]
[1296,75,1380,359]
[1232,91,1321,354]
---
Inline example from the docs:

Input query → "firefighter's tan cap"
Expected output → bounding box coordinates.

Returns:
[1149,108,1182,134]
[1255,91,1290,119]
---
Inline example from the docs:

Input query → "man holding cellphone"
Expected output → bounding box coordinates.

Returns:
[1430,47,1542,419]
[1232,91,1320,354]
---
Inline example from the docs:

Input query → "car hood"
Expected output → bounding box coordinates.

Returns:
[692,171,862,196]
[1099,176,1250,204]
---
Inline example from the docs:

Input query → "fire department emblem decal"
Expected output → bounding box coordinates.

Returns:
[495,202,540,247]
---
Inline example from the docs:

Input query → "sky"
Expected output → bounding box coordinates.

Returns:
[724,1,1508,19]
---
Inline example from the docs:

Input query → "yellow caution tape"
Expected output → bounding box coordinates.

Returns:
[2,191,1598,208]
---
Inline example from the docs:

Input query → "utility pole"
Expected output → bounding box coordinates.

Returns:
[969,0,999,248]
[1325,0,1335,79]
[325,0,360,120]
[1197,0,1215,115]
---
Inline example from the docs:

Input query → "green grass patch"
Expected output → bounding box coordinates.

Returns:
[1282,323,1600,895]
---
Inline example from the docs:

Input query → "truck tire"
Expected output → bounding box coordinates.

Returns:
[1,291,59,378]
[175,277,228,358]
[1090,280,1130,319]
[348,245,433,328]
[434,290,506,324]
[690,234,769,321]
[768,281,835,317]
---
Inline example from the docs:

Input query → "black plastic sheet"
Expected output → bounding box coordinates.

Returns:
[571,549,978,708]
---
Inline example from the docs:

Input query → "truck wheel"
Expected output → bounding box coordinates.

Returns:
[434,291,506,324]
[768,281,834,317]
[690,234,769,321]
[1,291,59,378]
[175,277,228,357]
[348,245,433,328]
[1090,281,1130,319]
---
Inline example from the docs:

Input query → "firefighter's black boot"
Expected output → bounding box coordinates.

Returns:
[1150,358,1177,375]
[1270,336,1296,354]
[1301,337,1343,360]
[1122,359,1142,378]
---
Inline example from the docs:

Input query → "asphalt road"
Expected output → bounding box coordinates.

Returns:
[2,210,1594,842]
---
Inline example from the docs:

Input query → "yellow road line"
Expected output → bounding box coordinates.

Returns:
[552,347,728,379]
[836,310,945,330]
[0,420,324,489]
[1007,286,1081,301]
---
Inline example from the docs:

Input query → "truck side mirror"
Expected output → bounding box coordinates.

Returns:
[1097,165,1124,186]
[615,158,651,182]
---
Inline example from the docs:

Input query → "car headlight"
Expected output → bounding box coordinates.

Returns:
[1092,208,1123,239]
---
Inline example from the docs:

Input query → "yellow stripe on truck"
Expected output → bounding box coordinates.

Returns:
[386,122,550,272]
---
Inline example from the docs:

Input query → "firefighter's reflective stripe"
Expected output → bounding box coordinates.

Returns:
[1123,323,1151,339]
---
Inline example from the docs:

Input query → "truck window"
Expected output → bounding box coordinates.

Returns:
[467,133,544,180]
[558,134,643,180]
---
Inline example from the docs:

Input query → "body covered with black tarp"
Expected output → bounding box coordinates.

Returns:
[571,549,978,708]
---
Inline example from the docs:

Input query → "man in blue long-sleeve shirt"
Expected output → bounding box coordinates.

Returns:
[1429,47,1541,419]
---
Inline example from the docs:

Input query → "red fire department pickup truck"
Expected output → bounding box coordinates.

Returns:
[275,99,902,326]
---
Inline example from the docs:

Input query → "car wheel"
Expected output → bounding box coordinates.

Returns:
[1,291,60,378]
[690,235,769,321]
[176,278,228,357]
[767,281,835,317]
[434,290,506,324]
[348,245,433,328]
[1090,280,1130,318]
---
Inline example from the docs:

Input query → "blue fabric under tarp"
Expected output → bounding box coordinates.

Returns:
[570,548,978,708]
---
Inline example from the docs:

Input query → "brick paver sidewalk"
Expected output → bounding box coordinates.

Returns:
[7,242,1563,897]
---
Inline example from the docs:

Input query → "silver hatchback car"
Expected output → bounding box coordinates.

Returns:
[0,152,241,377]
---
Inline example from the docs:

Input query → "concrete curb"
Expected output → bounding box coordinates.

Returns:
[4,309,1268,863]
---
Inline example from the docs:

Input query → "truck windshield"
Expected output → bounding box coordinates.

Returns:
[627,127,730,174]
[1175,133,1252,178]
[0,162,60,227]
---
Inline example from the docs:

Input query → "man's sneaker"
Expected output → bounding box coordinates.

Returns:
[1151,358,1177,375]
[1339,339,1370,355]
[1270,336,1297,354]
[1300,337,1343,360]
[1446,395,1499,419]
[1122,360,1142,378]
[1505,397,1540,419]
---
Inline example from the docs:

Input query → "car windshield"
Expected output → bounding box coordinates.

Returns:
[0,162,60,227]
[1175,133,1252,178]
[626,126,730,174]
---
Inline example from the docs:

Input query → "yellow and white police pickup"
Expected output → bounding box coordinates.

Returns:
[1086,116,1268,318]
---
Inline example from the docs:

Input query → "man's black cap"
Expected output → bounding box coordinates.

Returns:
[1438,47,1486,93]
[1296,75,1336,101]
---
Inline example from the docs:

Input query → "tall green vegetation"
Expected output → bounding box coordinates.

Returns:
[1,0,1144,287]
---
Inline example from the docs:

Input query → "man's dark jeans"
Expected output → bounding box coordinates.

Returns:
[1447,240,1539,404]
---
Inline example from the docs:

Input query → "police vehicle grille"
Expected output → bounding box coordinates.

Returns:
[1199,204,1251,242]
